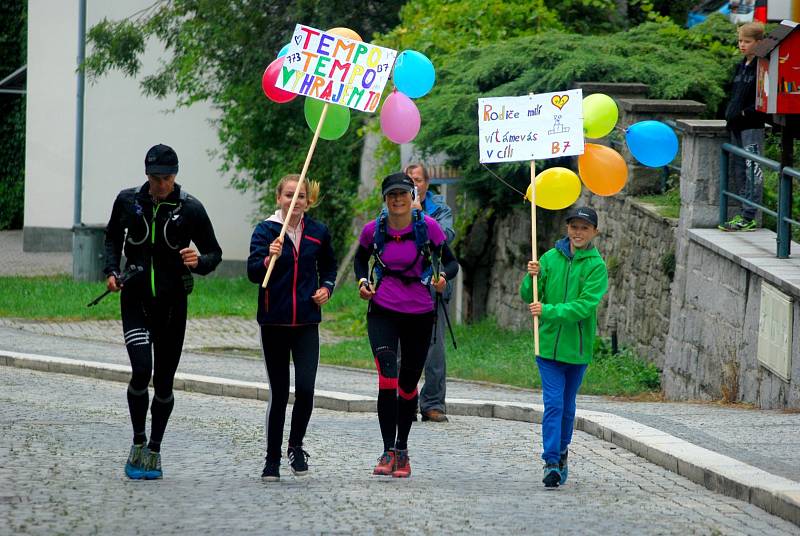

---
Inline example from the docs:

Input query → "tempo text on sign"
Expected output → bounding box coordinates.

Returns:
[278,24,398,112]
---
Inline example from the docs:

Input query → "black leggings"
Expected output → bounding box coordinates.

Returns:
[120,289,187,452]
[367,303,434,452]
[259,324,320,462]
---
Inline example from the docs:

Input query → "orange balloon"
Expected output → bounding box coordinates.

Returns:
[326,27,363,42]
[578,143,628,196]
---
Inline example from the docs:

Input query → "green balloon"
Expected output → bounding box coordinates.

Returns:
[304,99,350,141]
[582,93,618,139]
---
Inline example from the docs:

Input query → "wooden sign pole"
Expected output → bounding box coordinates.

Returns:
[262,103,330,288]
[530,160,540,355]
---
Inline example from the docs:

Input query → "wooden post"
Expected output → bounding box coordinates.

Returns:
[262,103,330,288]
[530,160,540,355]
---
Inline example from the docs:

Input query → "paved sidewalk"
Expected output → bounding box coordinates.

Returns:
[4,366,800,535]
[0,230,71,276]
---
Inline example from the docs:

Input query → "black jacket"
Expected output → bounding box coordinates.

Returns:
[247,216,337,325]
[725,58,767,132]
[104,183,222,298]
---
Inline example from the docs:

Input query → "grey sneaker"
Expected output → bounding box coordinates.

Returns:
[124,444,147,480]
[142,450,162,480]
[719,215,756,232]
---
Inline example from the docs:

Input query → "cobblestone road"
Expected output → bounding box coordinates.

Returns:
[3,368,799,535]
[3,324,799,484]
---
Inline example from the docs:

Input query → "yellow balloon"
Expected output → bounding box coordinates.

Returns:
[326,27,363,42]
[525,167,582,210]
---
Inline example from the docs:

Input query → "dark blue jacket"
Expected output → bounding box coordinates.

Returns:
[247,216,337,325]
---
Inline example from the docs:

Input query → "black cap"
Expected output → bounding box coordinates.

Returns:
[566,206,598,227]
[381,172,414,196]
[145,144,179,175]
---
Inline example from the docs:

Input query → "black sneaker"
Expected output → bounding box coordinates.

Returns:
[559,450,569,485]
[287,446,309,476]
[542,463,561,488]
[261,459,280,482]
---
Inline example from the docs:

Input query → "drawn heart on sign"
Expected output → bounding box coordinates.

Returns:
[294,35,302,45]
[551,95,569,110]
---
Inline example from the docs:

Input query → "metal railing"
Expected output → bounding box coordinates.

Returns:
[719,143,798,258]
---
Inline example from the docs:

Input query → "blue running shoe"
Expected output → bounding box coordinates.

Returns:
[542,463,561,488]
[142,450,163,480]
[559,450,569,485]
[124,444,147,480]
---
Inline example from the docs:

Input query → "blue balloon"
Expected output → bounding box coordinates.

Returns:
[277,43,290,58]
[625,121,679,167]
[393,50,435,99]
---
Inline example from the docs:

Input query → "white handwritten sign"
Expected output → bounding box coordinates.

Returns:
[478,90,584,163]
[277,24,398,112]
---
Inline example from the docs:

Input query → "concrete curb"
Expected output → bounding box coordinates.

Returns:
[3,350,799,527]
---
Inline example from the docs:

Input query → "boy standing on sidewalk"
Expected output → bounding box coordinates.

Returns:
[720,22,766,232]
[520,207,608,488]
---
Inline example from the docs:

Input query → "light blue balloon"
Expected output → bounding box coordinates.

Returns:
[393,50,435,99]
[625,121,679,167]
[277,43,290,58]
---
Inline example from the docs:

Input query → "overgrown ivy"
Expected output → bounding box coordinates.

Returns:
[0,1,26,230]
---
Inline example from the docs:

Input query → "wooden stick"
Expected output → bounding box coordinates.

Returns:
[530,160,540,356]
[261,102,330,288]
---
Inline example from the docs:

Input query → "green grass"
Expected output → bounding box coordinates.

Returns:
[0,275,255,320]
[321,285,662,397]
[0,276,662,397]
[636,187,680,219]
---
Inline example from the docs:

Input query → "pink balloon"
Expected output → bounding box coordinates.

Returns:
[380,91,421,144]
[261,57,296,104]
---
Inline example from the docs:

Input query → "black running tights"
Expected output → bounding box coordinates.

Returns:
[121,289,187,452]
[260,324,320,462]
[366,303,434,452]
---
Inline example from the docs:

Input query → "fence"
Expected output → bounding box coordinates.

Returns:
[720,143,799,258]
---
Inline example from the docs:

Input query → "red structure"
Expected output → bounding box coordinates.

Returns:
[755,20,800,114]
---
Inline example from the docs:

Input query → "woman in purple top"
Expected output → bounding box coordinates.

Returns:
[354,172,459,478]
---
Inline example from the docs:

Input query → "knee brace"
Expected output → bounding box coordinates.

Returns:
[373,346,398,390]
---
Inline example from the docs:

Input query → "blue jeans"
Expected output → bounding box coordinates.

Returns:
[536,357,588,464]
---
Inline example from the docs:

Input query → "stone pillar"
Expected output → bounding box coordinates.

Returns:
[674,120,728,229]
[663,120,729,399]
[617,99,707,195]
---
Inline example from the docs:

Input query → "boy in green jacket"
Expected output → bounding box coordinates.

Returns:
[520,206,608,488]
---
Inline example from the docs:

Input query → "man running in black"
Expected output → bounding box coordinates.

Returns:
[103,144,222,480]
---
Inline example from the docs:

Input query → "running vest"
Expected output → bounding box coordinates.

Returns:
[371,208,437,288]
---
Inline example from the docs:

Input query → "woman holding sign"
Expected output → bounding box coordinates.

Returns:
[247,174,337,482]
[354,172,458,478]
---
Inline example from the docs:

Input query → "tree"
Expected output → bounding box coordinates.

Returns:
[85,0,404,254]
[412,16,738,210]
[0,1,26,230]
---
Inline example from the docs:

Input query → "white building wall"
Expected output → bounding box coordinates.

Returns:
[24,0,77,229]
[24,0,259,263]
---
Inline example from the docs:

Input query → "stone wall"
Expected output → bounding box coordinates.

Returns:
[664,119,800,409]
[481,194,676,367]
[664,232,800,408]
